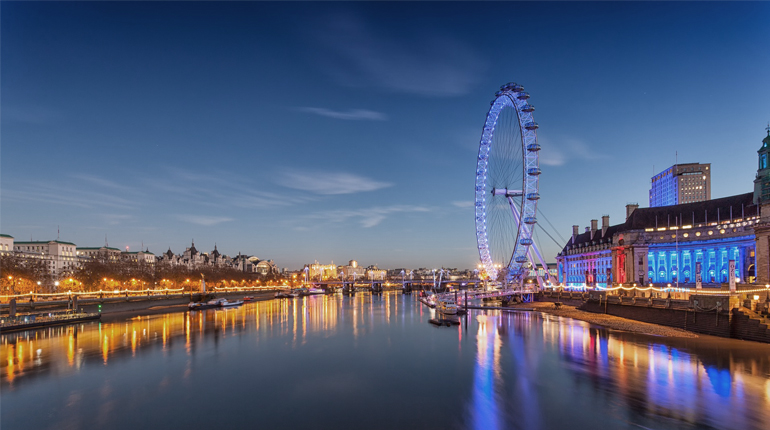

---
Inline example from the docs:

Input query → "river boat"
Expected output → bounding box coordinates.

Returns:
[189,298,225,310]
[288,289,301,298]
[307,288,325,295]
[275,291,291,298]
[242,296,255,302]
[437,299,458,315]
[219,299,243,307]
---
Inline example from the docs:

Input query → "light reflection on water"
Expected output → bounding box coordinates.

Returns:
[2,292,770,430]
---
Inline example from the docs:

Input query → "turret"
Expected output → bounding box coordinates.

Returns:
[754,125,770,206]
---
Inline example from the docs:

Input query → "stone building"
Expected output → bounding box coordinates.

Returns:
[76,246,122,262]
[0,234,14,255]
[558,129,768,288]
[13,239,79,278]
[752,127,770,283]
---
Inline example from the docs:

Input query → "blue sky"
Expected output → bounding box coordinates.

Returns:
[2,2,769,270]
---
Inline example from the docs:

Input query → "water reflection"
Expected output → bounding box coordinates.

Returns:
[1,295,344,388]
[2,293,770,430]
[468,311,770,429]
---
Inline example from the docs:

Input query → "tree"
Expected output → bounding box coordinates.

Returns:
[0,254,49,294]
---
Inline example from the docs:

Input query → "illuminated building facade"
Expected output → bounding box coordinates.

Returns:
[308,262,338,280]
[0,234,14,255]
[558,195,758,287]
[76,246,122,262]
[752,127,770,283]
[13,240,79,277]
[649,163,711,207]
[558,130,769,288]
[339,260,365,279]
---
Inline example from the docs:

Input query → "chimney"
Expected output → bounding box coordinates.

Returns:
[590,219,598,239]
[572,225,579,243]
[601,215,609,236]
[626,203,639,220]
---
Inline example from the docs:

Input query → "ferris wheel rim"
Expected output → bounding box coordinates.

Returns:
[474,83,540,282]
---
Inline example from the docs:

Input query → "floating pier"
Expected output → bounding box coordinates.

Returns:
[0,312,101,333]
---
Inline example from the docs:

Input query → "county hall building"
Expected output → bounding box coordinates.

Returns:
[556,129,770,288]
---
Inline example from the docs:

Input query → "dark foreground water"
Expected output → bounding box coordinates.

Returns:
[2,292,770,430]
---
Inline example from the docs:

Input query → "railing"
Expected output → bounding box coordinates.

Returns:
[438,287,538,304]
[0,286,284,303]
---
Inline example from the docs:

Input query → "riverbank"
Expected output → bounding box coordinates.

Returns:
[99,291,276,322]
[506,301,699,338]
[0,290,277,317]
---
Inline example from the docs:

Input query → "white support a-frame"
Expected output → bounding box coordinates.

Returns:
[507,197,556,289]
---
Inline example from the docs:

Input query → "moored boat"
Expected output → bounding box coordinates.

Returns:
[437,299,458,315]
[189,298,225,310]
[219,299,243,307]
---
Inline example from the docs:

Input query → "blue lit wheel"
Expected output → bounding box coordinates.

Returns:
[474,82,540,284]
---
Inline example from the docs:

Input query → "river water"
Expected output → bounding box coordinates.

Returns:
[2,292,770,430]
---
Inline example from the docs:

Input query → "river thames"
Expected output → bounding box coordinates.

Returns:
[2,292,770,430]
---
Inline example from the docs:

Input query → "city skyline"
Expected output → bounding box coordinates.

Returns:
[2,2,769,269]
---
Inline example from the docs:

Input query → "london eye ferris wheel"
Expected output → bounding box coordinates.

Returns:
[475,82,549,285]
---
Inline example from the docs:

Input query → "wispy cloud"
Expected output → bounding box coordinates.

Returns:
[305,205,431,228]
[452,201,474,209]
[177,215,234,226]
[2,180,138,210]
[277,170,392,195]
[538,135,609,167]
[150,167,309,209]
[72,174,139,194]
[100,214,135,226]
[297,107,387,121]
[309,12,487,97]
